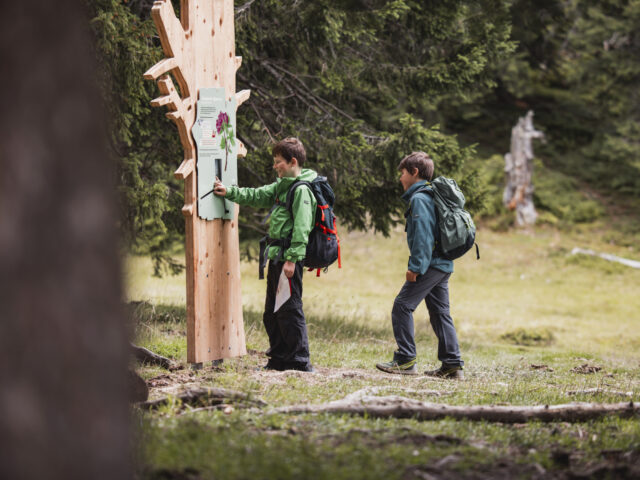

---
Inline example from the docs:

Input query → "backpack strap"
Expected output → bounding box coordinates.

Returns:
[260,184,292,225]
[261,203,278,225]
[413,182,433,198]
[404,183,433,218]
[284,180,312,215]
[404,182,443,253]
[258,235,291,280]
[257,181,311,278]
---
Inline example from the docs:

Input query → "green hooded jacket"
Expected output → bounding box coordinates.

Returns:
[224,169,317,263]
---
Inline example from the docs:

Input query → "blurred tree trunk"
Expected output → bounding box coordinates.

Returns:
[0,2,131,479]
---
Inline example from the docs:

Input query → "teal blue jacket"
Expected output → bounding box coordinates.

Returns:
[402,181,454,275]
[224,169,317,263]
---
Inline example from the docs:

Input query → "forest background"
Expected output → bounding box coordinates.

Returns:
[81,1,640,478]
[88,0,640,272]
[3,2,639,479]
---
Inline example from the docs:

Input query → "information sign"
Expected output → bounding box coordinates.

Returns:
[191,88,237,220]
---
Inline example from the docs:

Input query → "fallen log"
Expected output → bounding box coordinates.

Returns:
[131,343,175,370]
[273,395,639,423]
[571,247,640,269]
[138,387,266,410]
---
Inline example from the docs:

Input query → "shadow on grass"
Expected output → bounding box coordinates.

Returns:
[128,301,391,343]
[242,308,392,342]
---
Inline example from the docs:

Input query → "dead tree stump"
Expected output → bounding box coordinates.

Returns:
[503,110,545,226]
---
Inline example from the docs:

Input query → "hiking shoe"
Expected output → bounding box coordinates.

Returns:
[376,358,419,375]
[285,363,315,373]
[424,365,464,380]
[255,360,284,371]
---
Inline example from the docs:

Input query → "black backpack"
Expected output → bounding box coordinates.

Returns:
[285,176,341,276]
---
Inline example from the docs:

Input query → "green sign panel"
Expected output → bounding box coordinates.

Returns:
[191,88,237,220]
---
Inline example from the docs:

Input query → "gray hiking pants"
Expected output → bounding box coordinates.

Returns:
[391,268,464,367]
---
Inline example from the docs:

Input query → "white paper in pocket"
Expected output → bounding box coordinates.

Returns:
[274,269,292,313]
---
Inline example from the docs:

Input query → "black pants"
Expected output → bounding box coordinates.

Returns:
[391,268,464,367]
[263,260,311,370]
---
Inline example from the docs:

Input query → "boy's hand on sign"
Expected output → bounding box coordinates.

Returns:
[283,260,295,279]
[406,270,418,283]
[213,177,226,196]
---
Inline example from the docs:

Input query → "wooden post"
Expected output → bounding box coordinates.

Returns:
[144,0,248,363]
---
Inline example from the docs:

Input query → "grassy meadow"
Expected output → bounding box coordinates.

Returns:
[128,220,640,479]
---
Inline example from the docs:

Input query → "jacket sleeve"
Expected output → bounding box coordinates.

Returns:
[284,185,316,263]
[407,195,436,275]
[224,182,276,209]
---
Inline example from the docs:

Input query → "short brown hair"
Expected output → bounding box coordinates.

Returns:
[398,151,434,181]
[272,137,306,166]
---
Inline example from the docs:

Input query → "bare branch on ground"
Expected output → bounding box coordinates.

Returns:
[273,395,639,423]
[131,343,177,370]
[571,247,640,269]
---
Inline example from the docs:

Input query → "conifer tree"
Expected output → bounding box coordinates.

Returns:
[88,0,514,267]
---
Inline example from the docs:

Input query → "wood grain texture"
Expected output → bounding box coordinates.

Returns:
[146,0,247,363]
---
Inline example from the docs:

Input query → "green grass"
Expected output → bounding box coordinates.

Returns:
[135,413,640,479]
[127,222,640,479]
[127,223,640,356]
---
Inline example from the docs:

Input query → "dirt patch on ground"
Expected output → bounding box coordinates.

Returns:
[309,426,465,449]
[570,364,602,374]
[143,363,455,399]
[531,364,555,372]
[249,366,411,385]
[405,458,551,480]
[404,449,640,480]
[146,450,640,480]
[146,371,201,399]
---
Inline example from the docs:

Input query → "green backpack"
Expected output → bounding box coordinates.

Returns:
[415,176,479,260]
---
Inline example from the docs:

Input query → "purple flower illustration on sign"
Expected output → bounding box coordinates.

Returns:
[216,111,235,171]
[216,112,228,132]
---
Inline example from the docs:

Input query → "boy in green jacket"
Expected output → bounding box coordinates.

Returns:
[376,152,464,379]
[213,138,316,372]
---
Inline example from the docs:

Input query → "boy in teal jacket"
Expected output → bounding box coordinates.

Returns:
[213,138,316,372]
[376,152,464,379]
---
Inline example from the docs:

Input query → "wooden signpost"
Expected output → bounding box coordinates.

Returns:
[144,0,249,365]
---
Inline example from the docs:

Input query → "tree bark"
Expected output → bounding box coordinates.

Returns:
[274,395,639,423]
[0,2,130,479]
